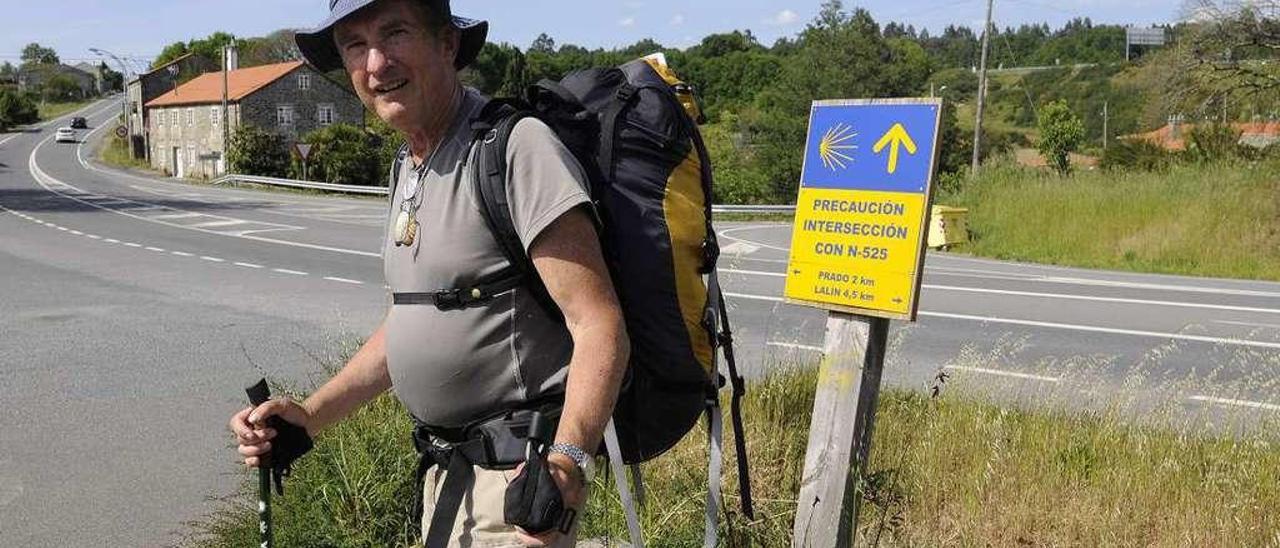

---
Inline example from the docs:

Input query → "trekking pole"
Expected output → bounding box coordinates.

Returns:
[246,379,274,548]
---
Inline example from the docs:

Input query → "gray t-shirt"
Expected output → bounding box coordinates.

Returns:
[383,88,591,427]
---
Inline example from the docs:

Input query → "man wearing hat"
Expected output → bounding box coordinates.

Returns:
[229,1,630,546]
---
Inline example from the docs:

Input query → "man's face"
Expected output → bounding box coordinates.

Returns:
[332,0,460,131]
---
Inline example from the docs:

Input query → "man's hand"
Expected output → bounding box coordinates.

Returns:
[513,452,587,547]
[229,398,314,468]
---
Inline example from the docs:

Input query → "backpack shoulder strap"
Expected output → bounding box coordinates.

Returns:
[469,100,564,322]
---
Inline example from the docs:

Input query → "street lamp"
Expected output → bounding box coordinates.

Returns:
[89,47,132,141]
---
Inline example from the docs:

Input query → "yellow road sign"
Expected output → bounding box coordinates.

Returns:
[784,98,942,321]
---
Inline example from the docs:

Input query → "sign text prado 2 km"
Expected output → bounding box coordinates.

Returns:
[784,98,942,321]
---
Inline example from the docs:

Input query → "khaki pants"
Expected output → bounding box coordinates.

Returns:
[421,465,582,548]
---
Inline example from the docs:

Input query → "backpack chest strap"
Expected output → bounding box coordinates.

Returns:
[391,273,523,310]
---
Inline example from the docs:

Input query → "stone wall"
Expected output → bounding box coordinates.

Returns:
[149,103,240,179]
[240,67,364,142]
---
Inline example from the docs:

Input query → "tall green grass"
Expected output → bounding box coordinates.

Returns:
[944,159,1280,281]
[186,362,1280,547]
[38,100,93,122]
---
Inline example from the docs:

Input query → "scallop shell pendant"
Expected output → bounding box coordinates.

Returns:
[394,211,417,247]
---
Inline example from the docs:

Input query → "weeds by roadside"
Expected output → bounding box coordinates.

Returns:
[185,348,1280,547]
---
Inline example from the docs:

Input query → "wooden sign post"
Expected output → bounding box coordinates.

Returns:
[782,99,942,546]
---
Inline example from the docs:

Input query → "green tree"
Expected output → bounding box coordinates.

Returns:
[747,1,904,201]
[42,74,82,102]
[530,33,556,54]
[227,125,290,177]
[297,124,384,186]
[21,43,59,65]
[0,90,39,125]
[1036,99,1085,174]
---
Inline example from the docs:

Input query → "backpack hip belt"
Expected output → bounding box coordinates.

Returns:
[410,404,563,547]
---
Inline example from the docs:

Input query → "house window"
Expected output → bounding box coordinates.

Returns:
[317,104,334,126]
[154,111,163,128]
[276,105,295,128]
[211,106,220,127]
[171,109,179,128]
[186,108,194,127]
[298,73,311,90]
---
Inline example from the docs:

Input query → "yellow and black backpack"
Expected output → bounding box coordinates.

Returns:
[466,54,753,544]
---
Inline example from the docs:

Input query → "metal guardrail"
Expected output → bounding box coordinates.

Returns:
[212,173,390,196]
[214,173,798,213]
[711,204,796,214]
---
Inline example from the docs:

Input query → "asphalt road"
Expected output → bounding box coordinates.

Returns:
[2,99,1278,545]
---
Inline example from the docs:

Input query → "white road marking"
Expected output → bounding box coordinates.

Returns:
[171,251,194,257]
[123,242,142,248]
[925,283,1280,315]
[86,235,101,240]
[722,268,785,278]
[945,365,1061,383]
[189,219,248,228]
[234,262,264,269]
[104,238,120,244]
[324,276,364,285]
[766,342,824,353]
[716,225,791,252]
[272,268,308,276]
[200,256,225,263]
[145,247,166,252]
[1189,395,1280,412]
[722,292,1280,351]
[148,212,203,220]
[55,226,68,231]
[720,242,762,256]
[721,269,1280,315]
[69,230,83,235]
[1216,320,1280,330]
[718,225,1280,300]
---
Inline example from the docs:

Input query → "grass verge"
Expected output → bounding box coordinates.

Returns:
[944,158,1280,281]
[97,126,151,171]
[185,364,1280,547]
[38,100,94,122]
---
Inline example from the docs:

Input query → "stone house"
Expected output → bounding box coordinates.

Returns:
[126,53,219,160]
[145,60,362,178]
[17,63,97,98]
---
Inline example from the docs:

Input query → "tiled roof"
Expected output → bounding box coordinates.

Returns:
[146,61,304,108]
[1125,121,1280,151]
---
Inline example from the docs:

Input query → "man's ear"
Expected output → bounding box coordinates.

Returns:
[442,26,461,62]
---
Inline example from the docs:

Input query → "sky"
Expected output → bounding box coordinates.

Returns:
[0,0,1183,76]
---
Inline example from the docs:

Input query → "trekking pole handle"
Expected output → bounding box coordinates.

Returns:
[245,378,273,548]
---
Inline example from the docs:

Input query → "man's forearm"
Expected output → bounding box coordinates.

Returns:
[301,320,393,434]
[555,317,630,452]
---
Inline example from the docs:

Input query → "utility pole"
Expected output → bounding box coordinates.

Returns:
[971,0,995,174]
[222,42,233,175]
[1102,101,1109,150]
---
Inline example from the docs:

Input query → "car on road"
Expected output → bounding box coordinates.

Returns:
[70,117,88,129]
[55,127,77,143]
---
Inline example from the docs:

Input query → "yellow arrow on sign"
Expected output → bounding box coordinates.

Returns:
[872,123,918,174]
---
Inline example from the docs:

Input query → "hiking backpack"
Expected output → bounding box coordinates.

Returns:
[394,54,753,546]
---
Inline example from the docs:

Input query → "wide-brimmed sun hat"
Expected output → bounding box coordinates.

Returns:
[295,0,488,72]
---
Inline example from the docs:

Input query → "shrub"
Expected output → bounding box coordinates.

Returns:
[1036,99,1085,175]
[1100,138,1171,172]
[1185,123,1244,163]
[0,89,39,128]
[227,125,290,178]
[295,123,383,186]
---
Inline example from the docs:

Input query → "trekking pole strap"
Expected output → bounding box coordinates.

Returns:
[423,452,477,548]
[604,419,646,548]
[709,270,756,520]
